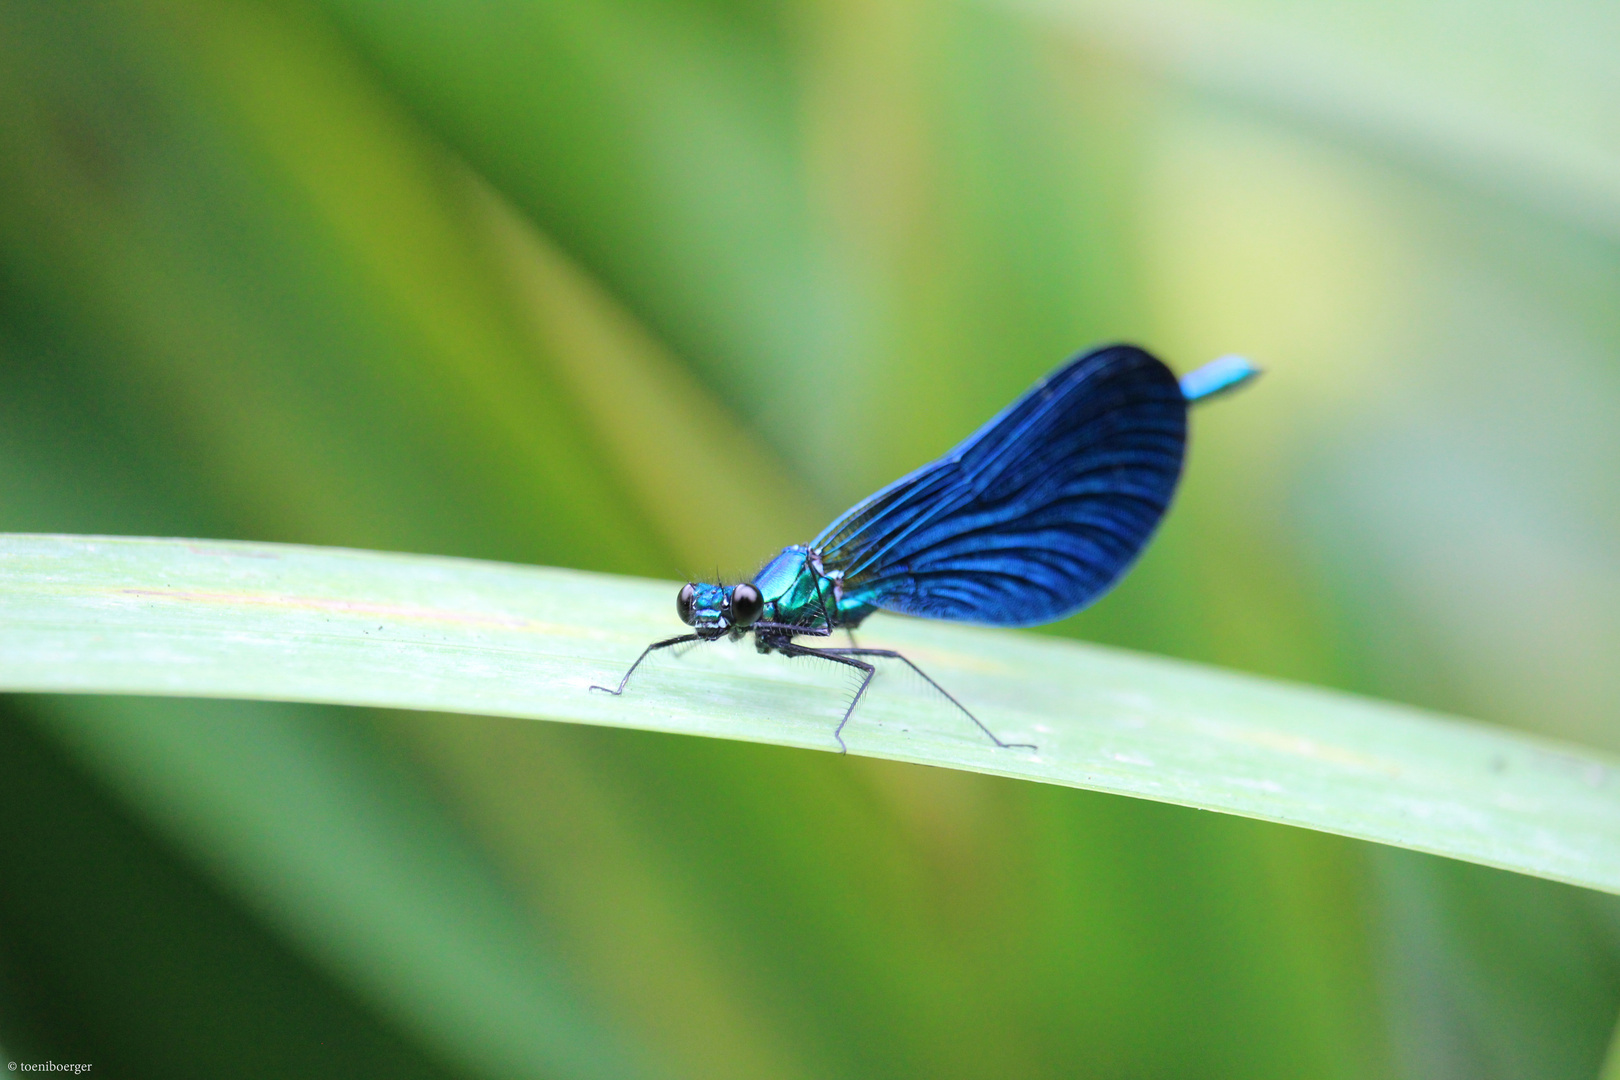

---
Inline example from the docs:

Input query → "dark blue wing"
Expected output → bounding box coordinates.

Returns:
[815,344,1187,626]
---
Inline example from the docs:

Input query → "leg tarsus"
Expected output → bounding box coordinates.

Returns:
[821,647,1036,750]
[590,634,701,696]
[780,642,874,754]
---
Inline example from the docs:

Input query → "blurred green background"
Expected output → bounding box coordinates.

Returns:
[2,0,1619,1076]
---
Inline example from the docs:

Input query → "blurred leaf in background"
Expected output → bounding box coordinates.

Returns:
[1,0,1618,1077]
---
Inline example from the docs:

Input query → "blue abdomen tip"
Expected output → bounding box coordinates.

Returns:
[1180,355,1261,403]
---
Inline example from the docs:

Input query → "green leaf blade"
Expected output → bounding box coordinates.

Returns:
[5,532,1618,895]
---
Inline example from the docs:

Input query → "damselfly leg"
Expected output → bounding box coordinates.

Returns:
[784,644,1036,754]
[590,633,702,696]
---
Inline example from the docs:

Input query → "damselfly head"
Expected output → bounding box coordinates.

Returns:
[677,581,763,638]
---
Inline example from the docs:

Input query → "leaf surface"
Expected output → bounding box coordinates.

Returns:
[5,533,1618,895]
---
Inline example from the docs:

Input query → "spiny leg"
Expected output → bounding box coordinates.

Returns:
[811,575,838,636]
[590,634,701,696]
[754,621,830,638]
[820,647,1036,750]
[778,642,875,755]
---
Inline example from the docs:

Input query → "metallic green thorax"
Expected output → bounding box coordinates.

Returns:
[751,545,875,634]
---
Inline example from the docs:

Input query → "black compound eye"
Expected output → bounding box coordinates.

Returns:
[676,583,696,625]
[729,582,763,626]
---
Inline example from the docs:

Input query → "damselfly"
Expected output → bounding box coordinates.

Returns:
[593,344,1258,752]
